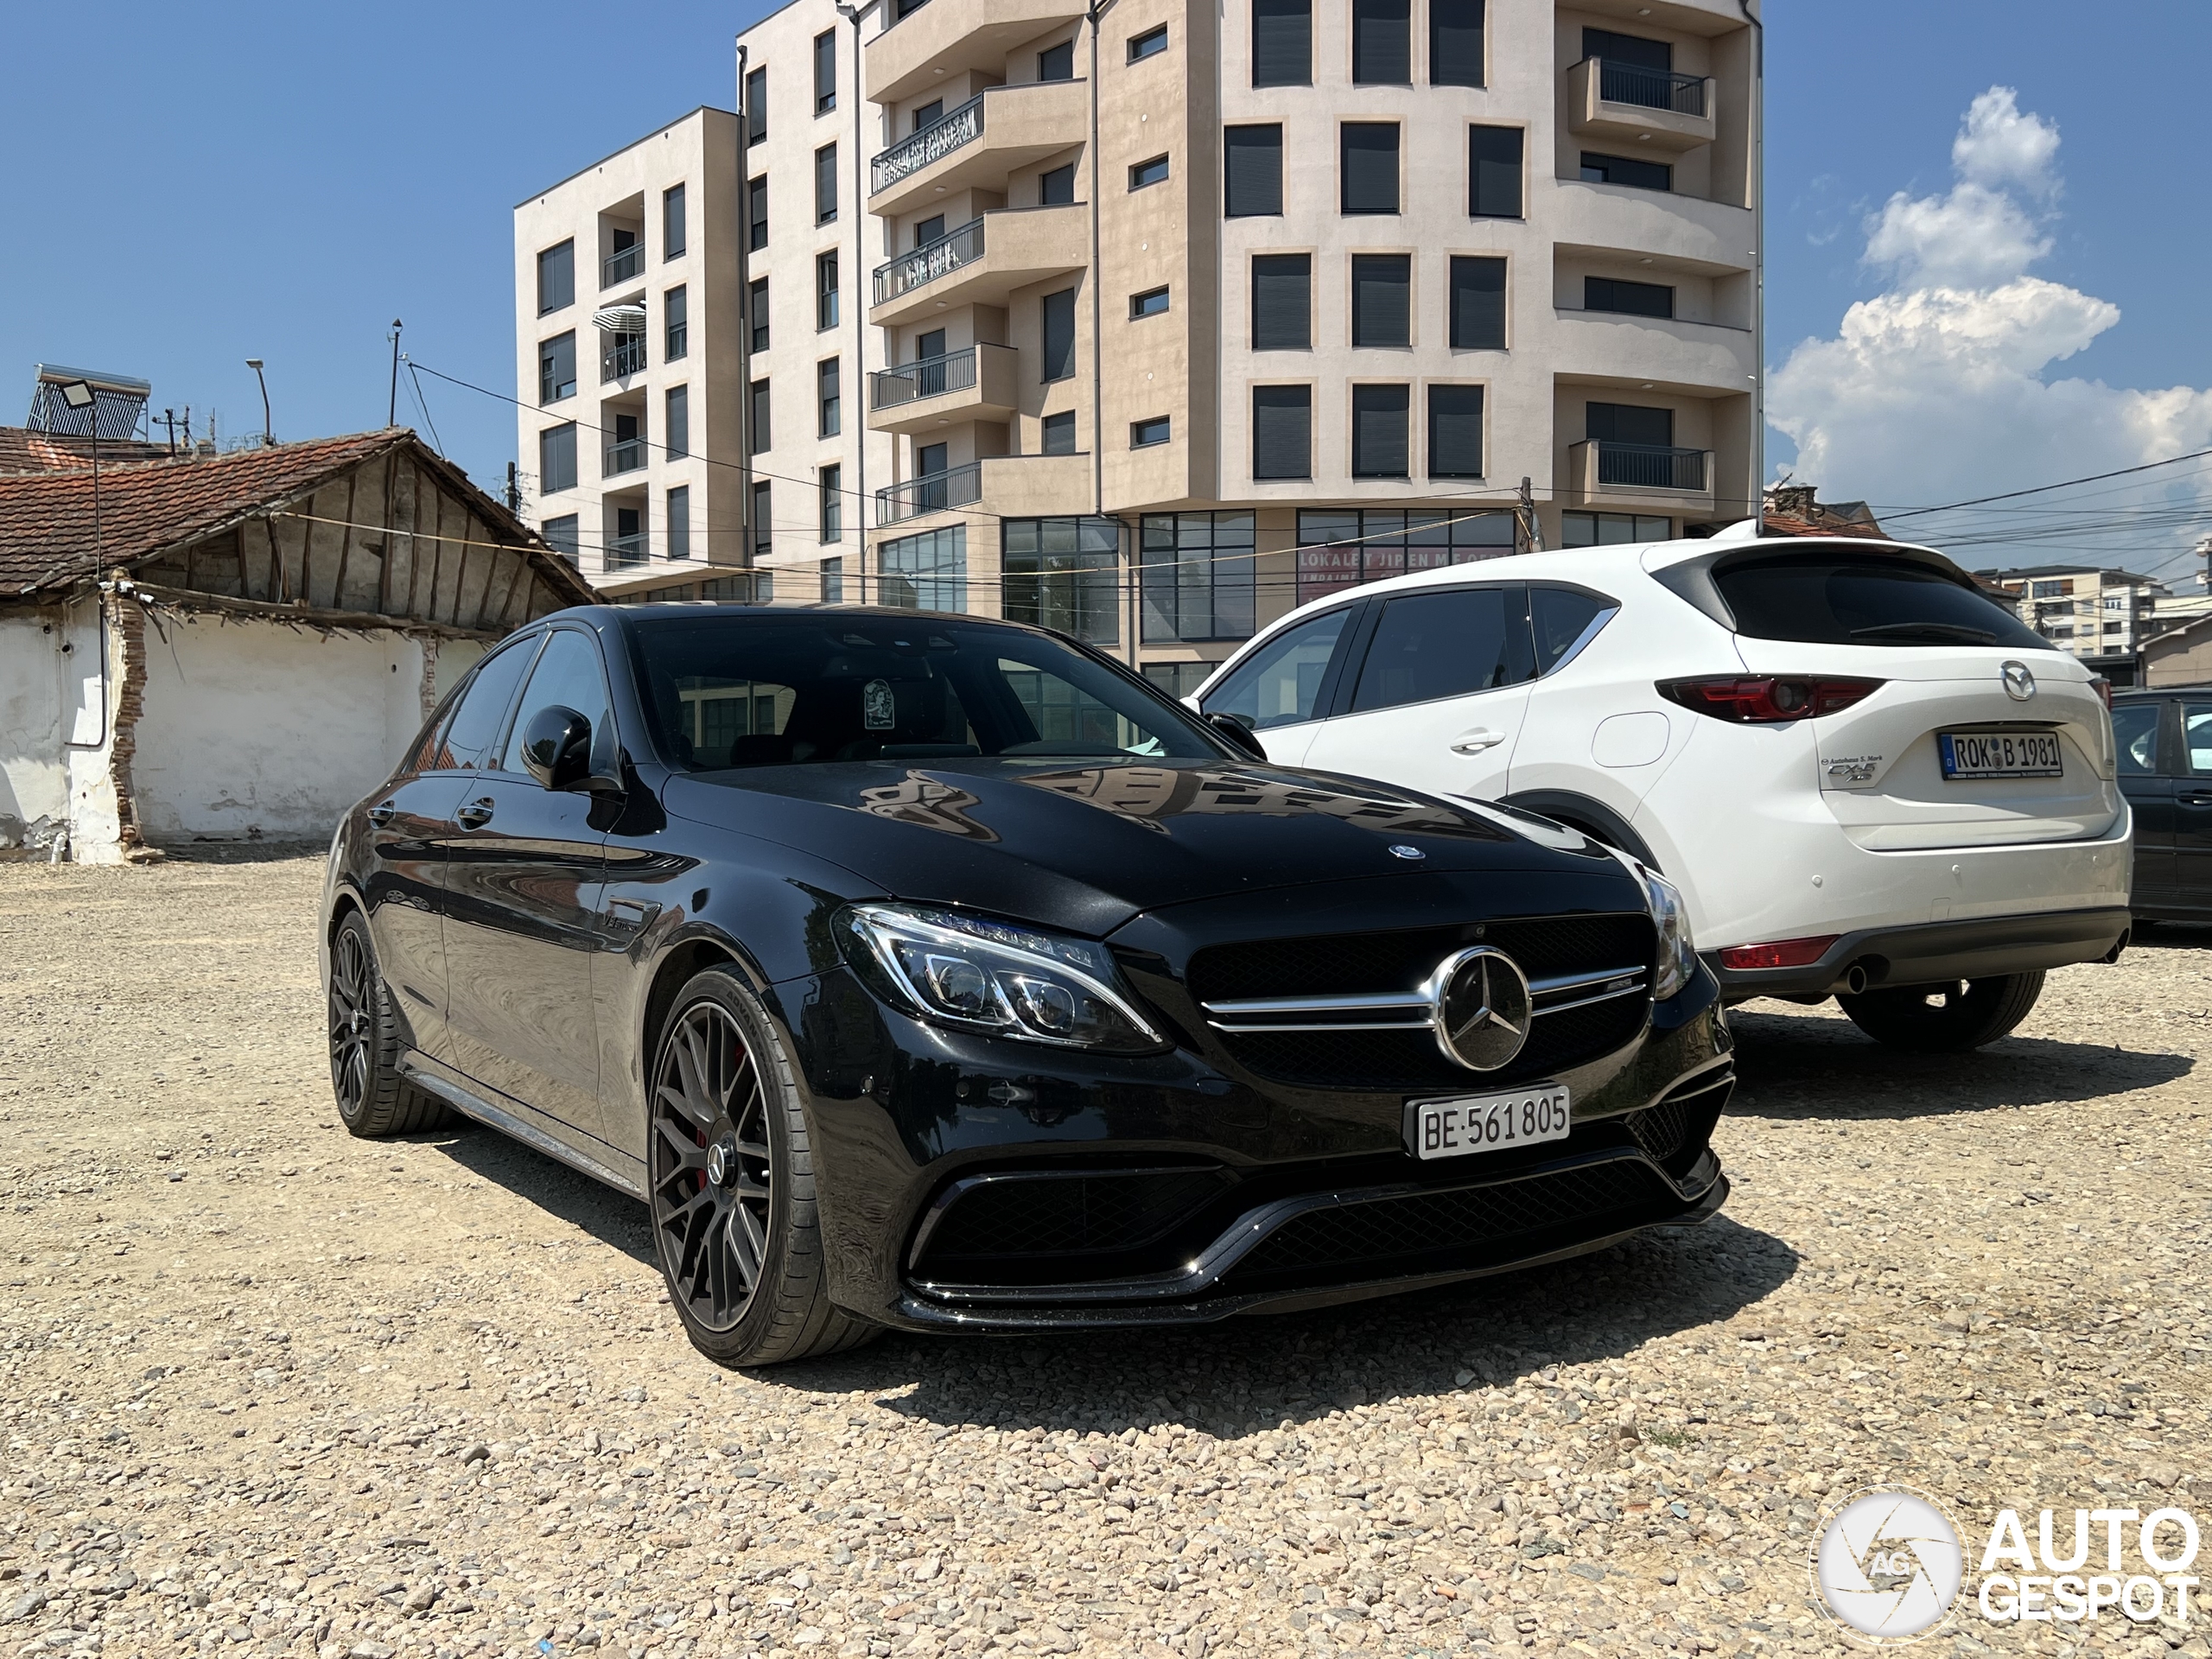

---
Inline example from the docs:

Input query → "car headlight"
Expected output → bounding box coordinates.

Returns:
[838,903,1166,1052]
[1639,865,1698,1002]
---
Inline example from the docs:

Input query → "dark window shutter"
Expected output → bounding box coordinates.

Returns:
[1431,0,1484,86]
[1340,124,1400,214]
[814,29,837,111]
[1427,385,1484,477]
[1586,401,1673,445]
[538,423,577,494]
[751,378,772,451]
[815,143,838,223]
[1042,289,1077,382]
[1351,255,1410,348]
[1582,27,1671,70]
[1039,162,1076,205]
[1468,125,1522,218]
[1251,254,1311,351]
[1449,256,1507,349]
[745,67,767,143]
[1351,385,1410,477]
[1253,386,1312,480]
[1251,0,1311,86]
[537,241,574,314]
[1351,0,1409,82]
[1039,40,1076,79]
[1224,125,1283,217]
[1586,276,1675,318]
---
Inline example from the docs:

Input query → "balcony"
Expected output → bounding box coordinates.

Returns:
[868,204,1087,327]
[868,343,1020,434]
[604,532,648,569]
[604,437,648,477]
[602,244,645,287]
[601,334,647,383]
[1567,440,1713,505]
[1566,58,1717,155]
[866,0,1088,105]
[878,461,982,525]
[869,79,1088,217]
[874,451,1090,528]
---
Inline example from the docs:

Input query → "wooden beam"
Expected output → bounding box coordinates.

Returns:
[265,516,287,602]
[123,581,504,641]
[377,452,396,612]
[332,467,359,608]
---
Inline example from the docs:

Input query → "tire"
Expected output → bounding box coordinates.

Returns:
[1835,971,2045,1052]
[645,969,880,1367]
[327,909,452,1136]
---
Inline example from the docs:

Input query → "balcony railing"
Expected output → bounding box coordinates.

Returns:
[601,334,646,381]
[604,532,647,569]
[605,437,647,476]
[1588,59,1707,117]
[1595,442,1707,492]
[871,347,978,410]
[874,218,984,306]
[873,94,983,195]
[602,244,644,287]
[877,461,982,524]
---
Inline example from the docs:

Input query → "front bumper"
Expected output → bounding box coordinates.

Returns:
[1707,904,2132,1001]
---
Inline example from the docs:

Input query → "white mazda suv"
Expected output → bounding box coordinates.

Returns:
[1191,526,2133,1051]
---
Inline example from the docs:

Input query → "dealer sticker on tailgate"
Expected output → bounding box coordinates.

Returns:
[1937,729,2063,780]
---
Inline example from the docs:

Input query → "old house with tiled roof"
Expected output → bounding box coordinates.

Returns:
[0,427,594,861]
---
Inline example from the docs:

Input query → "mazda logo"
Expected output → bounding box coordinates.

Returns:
[1427,946,1533,1072]
[2001,660,2036,702]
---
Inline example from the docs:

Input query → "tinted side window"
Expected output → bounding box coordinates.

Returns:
[1713,555,2050,651]
[430,641,537,772]
[1203,607,1352,730]
[1351,587,1533,712]
[2110,702,2160,777]
[501,630,614,774]
[2183,703,2212,775]
[1531,585,1614,673]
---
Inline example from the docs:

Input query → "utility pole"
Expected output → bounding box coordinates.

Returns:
[505,462,522,514]
[160,409,179,457]
[387,321,404,427]
[1517,477,1541,553]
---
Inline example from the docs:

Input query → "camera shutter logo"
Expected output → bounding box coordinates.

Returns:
[1812,1487,1965,1644]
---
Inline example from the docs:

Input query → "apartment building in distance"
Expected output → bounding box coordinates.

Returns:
[513,0,1762,686]
[1978,563,2175,683]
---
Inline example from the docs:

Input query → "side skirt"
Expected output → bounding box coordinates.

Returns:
[401,1055,645,1200]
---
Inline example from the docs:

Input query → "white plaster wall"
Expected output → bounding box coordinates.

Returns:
[1,600,113,855]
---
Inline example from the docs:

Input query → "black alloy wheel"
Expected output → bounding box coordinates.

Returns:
[326,909,450,1137]
[1835,970,2045,1052]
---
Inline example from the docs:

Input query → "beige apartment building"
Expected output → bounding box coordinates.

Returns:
[514,0,1761,686]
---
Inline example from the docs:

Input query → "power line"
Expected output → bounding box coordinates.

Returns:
[1879,446,2212,522]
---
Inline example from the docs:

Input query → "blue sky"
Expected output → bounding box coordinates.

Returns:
[5,0,2209,558]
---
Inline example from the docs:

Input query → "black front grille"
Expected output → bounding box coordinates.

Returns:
[916,1168,1229,1281]
[1223,1160,1673,1291]
[1187,912,1654,1004]
[1625,1070,1732,1177]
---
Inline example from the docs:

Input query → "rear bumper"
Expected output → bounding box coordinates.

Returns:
[1707,905,2132,1001]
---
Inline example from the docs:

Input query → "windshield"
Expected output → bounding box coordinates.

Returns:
[1713,554,2052,651]
[627,613,1226,770]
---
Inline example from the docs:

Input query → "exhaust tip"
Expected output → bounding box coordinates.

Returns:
[1840,963,1869,996]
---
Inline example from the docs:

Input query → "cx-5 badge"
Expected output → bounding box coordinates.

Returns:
[1428,946,1533,1071]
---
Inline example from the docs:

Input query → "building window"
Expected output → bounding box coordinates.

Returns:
[1252,0,1311,86]
[664,286,689,360]
[879,525,968,612]
[1585,276,1674,318]
[1432,0,1484,86]
[1252,254,1311,350]
[1041,410,1077,454]
[1449,256,1507,349]
[1003,517,1120,645]
[821,556,846,604]
[912,98,944,130]
[1128,23,1167,61]
[1295,507,1513,603]
[538,332,576,404]
[1039,39,1076,79]
[820,464,842,542]
[816,143,839,224]
[814,29,837,112]
[1562,511,1672,546]
[665,385,690,459]
[750,277,770,352]
[818,357,842,437]
[751,378,772,453]
[1428,385,1484,478]
[752,481,773,559]
[1142,662,1215,699]
[1351,0,1409,84]
[663,183,687,258]
[1587,401,1673,447]
[1129,154,1170,191]
[1341,124,1400,214]
[746,66,768,143]
[817,252,840,329]
[667,485,691,560]
[1039,162,1077,206]
[537,240,575,315]
[1351,254,1411,348]
[1042,289,1077,382]
[914,213,945,247]
[543,515,580,564]
[1469,125,1524,218]
[1142,512,1255,643]
[1351,385,1410,478]
[1130,286,1170,319]
[1132,415,1172,448]
[749,175,768,250]
[1224,124,1283,217]
[1252,385,1312,480]
[539,423,578,494]
[1581,152,1672,192]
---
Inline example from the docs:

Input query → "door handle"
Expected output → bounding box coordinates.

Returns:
[365,801,398,827]
[455,798,496,828]
[1451,729,1507,754]
[2180,792,2212,806]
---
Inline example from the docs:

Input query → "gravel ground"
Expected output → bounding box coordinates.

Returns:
[1,854,2207,1659]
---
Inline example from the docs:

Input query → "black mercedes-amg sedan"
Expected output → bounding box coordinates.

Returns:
[320,605,1733,1365]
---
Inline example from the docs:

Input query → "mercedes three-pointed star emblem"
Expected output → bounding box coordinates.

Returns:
[1426,946,1534,1071]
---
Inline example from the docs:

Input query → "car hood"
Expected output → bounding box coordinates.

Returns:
[662,756,1627,937]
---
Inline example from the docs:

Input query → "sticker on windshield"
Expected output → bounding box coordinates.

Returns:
[863,679,897,730]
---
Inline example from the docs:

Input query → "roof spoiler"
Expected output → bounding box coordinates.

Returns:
[1638,534,1974,630]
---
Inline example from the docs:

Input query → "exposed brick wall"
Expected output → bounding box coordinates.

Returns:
[105,586,149,852]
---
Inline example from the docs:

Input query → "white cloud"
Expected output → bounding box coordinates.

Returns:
[1769,87,2212,528]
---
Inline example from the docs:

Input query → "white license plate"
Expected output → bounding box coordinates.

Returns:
[1938,729,2063,780]
[1407,1085,1571,1162]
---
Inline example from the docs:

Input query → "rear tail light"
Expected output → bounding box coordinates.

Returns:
[1718,936,1840,971]
[2090,677,2113,710]
[1656,676,1884,723]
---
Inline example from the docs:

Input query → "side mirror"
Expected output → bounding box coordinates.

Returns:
[519,704,594,791]
[1205,710,1268,761]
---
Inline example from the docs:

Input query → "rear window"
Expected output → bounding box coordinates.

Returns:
[1713,555,2050,651]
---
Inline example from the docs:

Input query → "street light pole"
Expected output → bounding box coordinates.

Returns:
[57,380,102,563]
[245,359,274,446]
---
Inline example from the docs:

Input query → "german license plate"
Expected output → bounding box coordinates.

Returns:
[1407,1085,1571,1162]
[1937,729,2063,780]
